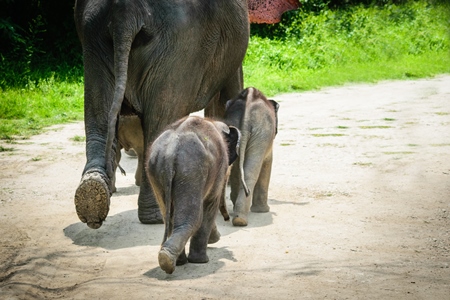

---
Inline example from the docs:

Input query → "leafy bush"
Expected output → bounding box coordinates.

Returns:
[0,0,82,89]
[0,0,448,138]
[244,0,449,94]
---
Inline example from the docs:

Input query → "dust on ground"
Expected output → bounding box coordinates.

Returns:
[1,76,449,299]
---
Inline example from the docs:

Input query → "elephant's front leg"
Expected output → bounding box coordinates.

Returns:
[229,160,251,226]
[74,60,116,229]
[231,159,263,227]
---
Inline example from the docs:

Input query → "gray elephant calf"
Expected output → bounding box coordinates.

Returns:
[221,87,279,226]
[146,116,240,274]
[112,115,144,192]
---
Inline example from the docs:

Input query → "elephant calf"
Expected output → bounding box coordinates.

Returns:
[112,115,144,192]
[221,87,279,226]
[146,116,240,274]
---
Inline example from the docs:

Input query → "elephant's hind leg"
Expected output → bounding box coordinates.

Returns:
[250,153,273,213]
[74,171,110,229]
[188,197,220,263]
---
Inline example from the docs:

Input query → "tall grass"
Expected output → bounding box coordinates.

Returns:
[244,0,450,94]
[0,0,449,139]
[0,75,84,139]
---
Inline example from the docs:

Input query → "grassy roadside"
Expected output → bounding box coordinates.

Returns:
[0,0,449,140]
[0,77,84,140]
[244,1,450,94]
[244,51,450,95]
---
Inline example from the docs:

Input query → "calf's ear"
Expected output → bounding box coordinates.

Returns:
[269,100,280,135]
[225,99,233,111]
[269,99,280,113]
[224,126,241,165]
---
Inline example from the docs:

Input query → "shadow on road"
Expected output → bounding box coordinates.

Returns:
[64,209,164,249]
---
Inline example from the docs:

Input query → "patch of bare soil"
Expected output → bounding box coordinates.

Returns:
[1,76,449,299]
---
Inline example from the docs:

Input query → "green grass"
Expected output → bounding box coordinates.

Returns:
[312,133,346,137]
[383,151,415,155]
[244,1,450,95]
[0,76,84,139]
[1,0,449,139]
[359,125,392,129]
[70,135,86,142]
[0,145,14,152]
[353,162,373,167]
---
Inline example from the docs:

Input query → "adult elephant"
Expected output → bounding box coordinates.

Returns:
[73,0,300,229]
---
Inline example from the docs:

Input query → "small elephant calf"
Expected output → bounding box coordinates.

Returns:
[146,116,240,274]
[221,87,279,226]
[112,115,144,192]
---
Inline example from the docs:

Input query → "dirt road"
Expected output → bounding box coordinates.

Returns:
[1,76,449,299]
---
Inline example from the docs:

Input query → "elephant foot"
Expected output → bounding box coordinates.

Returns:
[138,206,163,224]
[158,248,177,274]
[188,251,209,264]
[138,185,163,224]
[208,227,221,244]
[232,215,248,227]
[74,171,110,229]
[251,204,270,213]
[176,250,188,266]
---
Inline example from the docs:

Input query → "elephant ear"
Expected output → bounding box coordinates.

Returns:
[269,99,280,113]
[269,99,280,135]
[223,126,241,166]
[248,0,301,24]
[225,99,233,111]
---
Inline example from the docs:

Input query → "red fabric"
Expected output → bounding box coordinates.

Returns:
[248,0,301,24]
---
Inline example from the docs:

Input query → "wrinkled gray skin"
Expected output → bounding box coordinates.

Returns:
[113,115,144,192]
[146,116,240,274]
[73,0,300,229]
[73,0,250,229]
[220,87,279,226]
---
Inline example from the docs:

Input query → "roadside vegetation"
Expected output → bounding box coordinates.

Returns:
[0,0,449,139]
[245,0,450,94]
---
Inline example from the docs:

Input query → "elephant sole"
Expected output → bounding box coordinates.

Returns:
[158,249,176,274]
[232,216,248,227]
[74,172,110,229]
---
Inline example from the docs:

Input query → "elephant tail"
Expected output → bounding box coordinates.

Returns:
[161,173,173,244]
[161,137,178,244]
[238,135,250,197]
[238,100,251,197]
[105,15,143,182]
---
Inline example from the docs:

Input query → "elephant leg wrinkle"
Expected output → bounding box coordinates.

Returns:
[137,181,163,224]
[74,171,110,229]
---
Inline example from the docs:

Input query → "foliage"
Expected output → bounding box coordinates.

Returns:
[0,0,449,139]
[245,0,450,94]
[0,76,84,139]
[0,0,82,89]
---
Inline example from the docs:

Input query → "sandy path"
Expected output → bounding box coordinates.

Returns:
[1,76,449,299]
